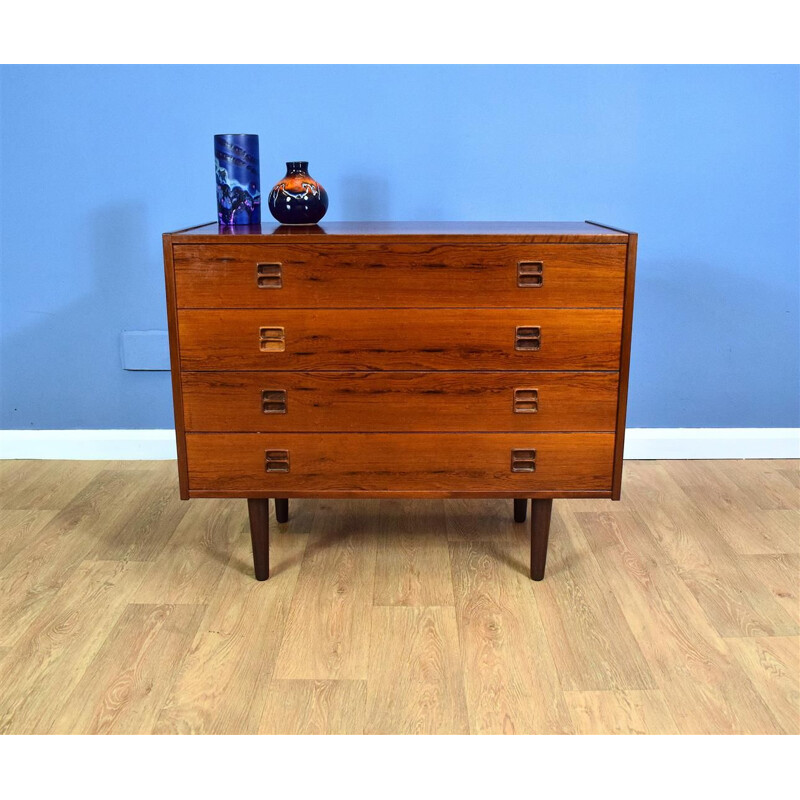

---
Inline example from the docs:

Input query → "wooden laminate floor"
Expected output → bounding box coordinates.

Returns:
[0,459,797,734]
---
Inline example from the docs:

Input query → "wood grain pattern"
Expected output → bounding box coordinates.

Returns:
[85,466,189,562]
[0,458,795,735]
[531,506,656,691]
[131,499,245,605]
[173,242,627,309]
[259,679,367,734]
[374,500,455,606]
[621,462,799,638]
[668,460,799,554]
[49,603,205,734]
[273,500,377,680]
[576,508,783,733]
[738,554,800,624]
[0,510,58,570]
[444,498,527,541]
[365,606,469,734]
[564,689,678,734]
[726,637,800,734]
[177,308,624,372]
[185,432,615,495]
[163,236,189,498]
[0,469,145,647]
[0,559,149,734]
[181,371,619,433]
[450,540,574,733]
[154,512,309,734]
[0,460,99,511]
[612,232,637,499]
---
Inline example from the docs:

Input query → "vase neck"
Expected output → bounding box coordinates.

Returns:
[285,161,309,175]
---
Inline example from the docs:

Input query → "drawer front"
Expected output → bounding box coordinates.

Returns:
[185,432,615,493]
[172,243,627,308]
[182,371,619,432]
[178,308,623,371]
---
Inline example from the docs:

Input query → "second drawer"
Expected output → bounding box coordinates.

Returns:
[178,308,623,371]
[181,371,619,432]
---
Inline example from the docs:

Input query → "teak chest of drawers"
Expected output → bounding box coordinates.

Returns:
[163,221,636,581]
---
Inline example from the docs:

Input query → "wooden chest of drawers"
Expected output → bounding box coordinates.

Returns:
[163,221,636,581]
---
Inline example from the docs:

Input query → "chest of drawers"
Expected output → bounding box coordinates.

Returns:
[163,221,636,582]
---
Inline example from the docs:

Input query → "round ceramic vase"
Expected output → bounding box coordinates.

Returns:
[214,134,261,225]
[268,161,328,225]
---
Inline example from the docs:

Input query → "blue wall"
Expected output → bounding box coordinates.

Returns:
[1,65,798,429]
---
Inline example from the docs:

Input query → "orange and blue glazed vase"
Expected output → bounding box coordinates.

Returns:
[268,161,328,225]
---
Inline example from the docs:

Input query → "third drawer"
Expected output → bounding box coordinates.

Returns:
[181,371,619,432]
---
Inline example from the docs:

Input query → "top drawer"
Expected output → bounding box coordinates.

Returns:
[172,243,626,308]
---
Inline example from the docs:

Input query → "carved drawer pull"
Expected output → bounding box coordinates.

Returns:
[265,449,290,473]
[262,389,287,414]
[256,262,282,289]
[515,326,541,351]
[514,388,539,413]
[511,449,536,473]
[259,326,286,352]
[517,261,543,287]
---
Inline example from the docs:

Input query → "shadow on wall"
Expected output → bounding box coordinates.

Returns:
[1,202,175,429]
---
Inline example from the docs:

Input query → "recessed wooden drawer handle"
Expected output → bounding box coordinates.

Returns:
[259,326,286,352]
[511,449,536,472]
[518,261,543,287]
[514,388,539,413]
[515,326,541,351]
[265,449,290,472]
[262,389,287,414]
[256,262,282,289]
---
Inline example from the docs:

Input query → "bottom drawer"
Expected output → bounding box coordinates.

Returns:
[185,432,614,495]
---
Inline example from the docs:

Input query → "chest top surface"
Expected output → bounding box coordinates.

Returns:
[166,220,630,244]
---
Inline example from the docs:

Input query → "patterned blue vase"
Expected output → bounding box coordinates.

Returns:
[268,161,328,225]
[214,134,261,226]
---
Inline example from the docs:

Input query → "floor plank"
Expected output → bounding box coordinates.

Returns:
[365,606,469,734]
[531,505,656,691]
[86,467,190,562]
[726,636,800,735]
[0,469,147,647]
[622,463,798,637]
[0,509,58,570]
[132,499,245,605]
[444,498,524,541]
[0,458,797,735]
[154,508,309,735]
[0,460,99,511]
[259,680,366,734]
[577,509,783,733]
[273,500,377,680]
[564,689,678,734]
[450,540,573,733]
[374,500,454,607]
[0,560,149,734]
[739,553,800,625]
[49,603,206,734]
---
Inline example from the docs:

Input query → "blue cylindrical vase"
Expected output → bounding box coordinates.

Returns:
[214,134,261,226]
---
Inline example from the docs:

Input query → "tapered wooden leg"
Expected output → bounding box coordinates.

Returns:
[275,498,289,524]
[247,498,270,581]
[530,498,553,581]
[514,498,527,523]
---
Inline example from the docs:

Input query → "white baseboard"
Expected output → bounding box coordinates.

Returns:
[1,428,798,461]
[623,428,800,459]
[0,430,178,460]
